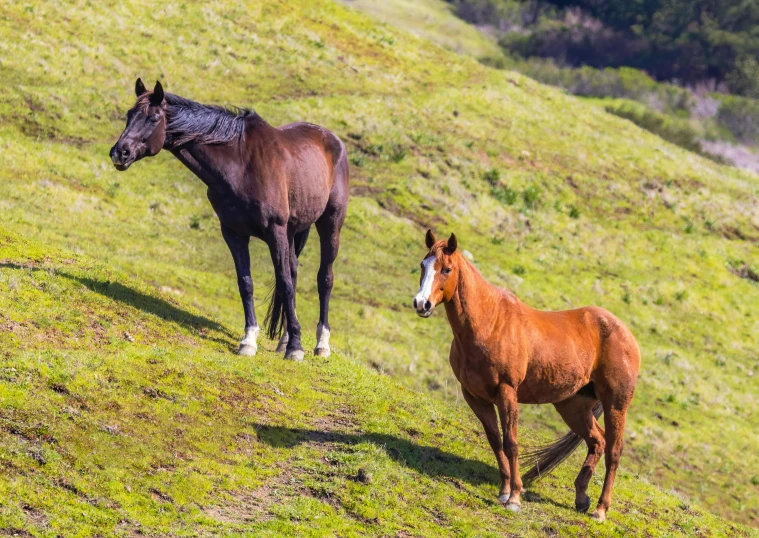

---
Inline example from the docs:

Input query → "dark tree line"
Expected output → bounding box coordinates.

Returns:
[447,0,759,95]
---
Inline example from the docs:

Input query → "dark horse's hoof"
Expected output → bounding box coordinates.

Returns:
[275,334,289,353]
[284,349,305,362]
[575,496,591,513]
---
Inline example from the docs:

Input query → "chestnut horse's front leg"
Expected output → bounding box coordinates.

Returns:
[496,384,522,511]
[461,387,510,502]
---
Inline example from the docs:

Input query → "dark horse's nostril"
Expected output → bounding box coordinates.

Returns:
[413,298,418,309]
[121,147,130,157]
[424,300,432,311]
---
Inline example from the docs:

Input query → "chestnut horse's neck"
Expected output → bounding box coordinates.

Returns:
[444,256,512,339]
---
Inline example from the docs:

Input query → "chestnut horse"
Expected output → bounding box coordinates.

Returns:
[111,80,349,361]
[413,230,640,522]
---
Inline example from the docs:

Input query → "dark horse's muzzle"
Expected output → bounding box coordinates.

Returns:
[110,142,134,171]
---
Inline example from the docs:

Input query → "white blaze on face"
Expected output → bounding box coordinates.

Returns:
[414,256,437,309]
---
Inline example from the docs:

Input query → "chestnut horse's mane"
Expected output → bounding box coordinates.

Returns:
[137,92,255,147]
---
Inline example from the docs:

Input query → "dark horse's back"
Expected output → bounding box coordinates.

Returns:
[261,120,349,232]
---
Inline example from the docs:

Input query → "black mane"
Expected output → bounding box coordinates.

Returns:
[161,93,253,147]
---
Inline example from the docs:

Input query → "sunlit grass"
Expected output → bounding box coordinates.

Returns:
[1,0,758,534]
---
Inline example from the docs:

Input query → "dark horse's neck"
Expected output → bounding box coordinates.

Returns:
[161,93,261,191]
[444,256,512,339]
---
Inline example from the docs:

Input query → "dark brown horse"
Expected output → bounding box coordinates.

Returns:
[111,79,349,361]
[414,230,640,522]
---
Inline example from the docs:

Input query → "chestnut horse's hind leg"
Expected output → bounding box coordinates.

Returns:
[221,225,259,356]
[553,395,606,513]
[313,206,344,357]
[592,400,629,522]
[461,388,511,502]
[496,385,523,511]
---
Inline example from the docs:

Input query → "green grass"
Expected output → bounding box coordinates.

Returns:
[1,0,759,534]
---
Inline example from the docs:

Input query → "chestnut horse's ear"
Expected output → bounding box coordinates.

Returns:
[135,78,147,97]
[445,233,458,254]
[425,229,436,249]
[150,80,165,105]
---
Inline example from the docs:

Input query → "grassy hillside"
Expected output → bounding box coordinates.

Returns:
[1,0,758,534]
[1,229,749,537]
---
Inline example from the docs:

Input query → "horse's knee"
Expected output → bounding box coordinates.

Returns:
[317,267,334,291]
[503,440,519,459]
[237,275,253,296]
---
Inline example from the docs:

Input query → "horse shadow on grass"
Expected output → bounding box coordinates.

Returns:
[0,262,236,347]
[252,423,572,510]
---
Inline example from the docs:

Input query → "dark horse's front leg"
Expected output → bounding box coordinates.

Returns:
[221,225,259,356]
[268,226,304,361]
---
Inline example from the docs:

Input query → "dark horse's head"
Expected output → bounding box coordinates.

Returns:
[110,78,167,171]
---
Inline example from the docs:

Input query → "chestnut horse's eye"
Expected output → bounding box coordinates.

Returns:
[442,267,452,275]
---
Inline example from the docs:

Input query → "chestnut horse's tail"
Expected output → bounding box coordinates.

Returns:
[521,402,603,484]
[265,228,311,340]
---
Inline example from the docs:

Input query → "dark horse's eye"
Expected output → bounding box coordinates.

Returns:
[442,267,452,275]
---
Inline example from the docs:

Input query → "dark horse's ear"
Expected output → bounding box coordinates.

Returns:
[149,80,165,105]
[425,229,436,249]
[135,78,147,97]
[445,233,458,254]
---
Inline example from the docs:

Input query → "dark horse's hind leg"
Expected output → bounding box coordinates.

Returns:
[268,226,304,361]
[221,225,259,356]
[275,229,310,353]
[313,206,344,357]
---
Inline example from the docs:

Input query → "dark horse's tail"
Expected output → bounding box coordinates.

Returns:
[521,402,603,484]
[265,228,311,340]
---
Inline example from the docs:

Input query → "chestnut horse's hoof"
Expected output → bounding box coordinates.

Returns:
[575,496,591,513]
[505,503,521,513]
[590,509,606,522]
[285,349,305,362]
[498,494,511,504]
[238,344,257,356]
[314,346,330,357]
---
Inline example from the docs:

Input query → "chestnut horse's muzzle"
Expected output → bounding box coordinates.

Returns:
[413,297,433,317]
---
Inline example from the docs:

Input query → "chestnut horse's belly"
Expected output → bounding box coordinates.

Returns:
[516,352,594,404]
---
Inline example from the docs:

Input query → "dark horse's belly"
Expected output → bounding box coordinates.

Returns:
[206,188,272,239]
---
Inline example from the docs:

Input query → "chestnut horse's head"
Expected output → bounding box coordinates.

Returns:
[413,229,459,317]
[110,78,167,171]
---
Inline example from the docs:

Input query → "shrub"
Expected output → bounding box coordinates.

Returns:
[605,102,704,155]
[390,143,407,163]
[715,94,759,144]
[483,168,500,186]
[522,184,540,209]
[491,185,518,205]
[726,56,759,98]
